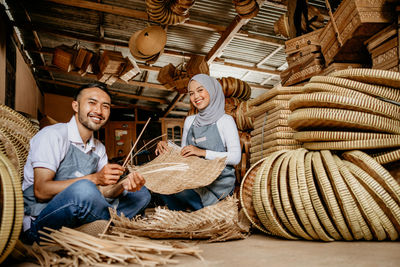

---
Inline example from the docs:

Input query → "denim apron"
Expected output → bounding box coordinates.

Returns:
[187,121,236,206]
[23,144,100,217]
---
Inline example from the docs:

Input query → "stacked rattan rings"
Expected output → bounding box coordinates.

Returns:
[240,148,400,241]
[146,0,194,25]
[288,69,400,164]
[0,152,24,263]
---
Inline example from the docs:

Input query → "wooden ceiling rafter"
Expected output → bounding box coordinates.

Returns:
[162,93,185,118]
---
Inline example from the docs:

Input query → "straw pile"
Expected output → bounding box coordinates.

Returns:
[109,196,250,242]
[288,69,400,164]
[25,226,203,267]
[240,148,400,241]
[245,86,303,165]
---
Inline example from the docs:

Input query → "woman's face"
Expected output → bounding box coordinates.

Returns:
[188,80,210,111]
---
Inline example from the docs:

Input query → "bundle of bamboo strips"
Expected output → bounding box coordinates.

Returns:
[26,226,203,267]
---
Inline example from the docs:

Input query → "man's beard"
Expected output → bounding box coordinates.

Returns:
[78,106,107,131]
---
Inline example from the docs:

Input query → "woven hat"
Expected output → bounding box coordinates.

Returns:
[0,152,23,263]
[289,92,400,120]
[240,157,270,234]
[304,152,341,240]
[310,76,400,102]
[334,155,381,240]
[312,151,353,240]
[344,161,400,240]
[329,68,400,88]
[130,147,225,194]
[288,108,400,134]
[294,131,398,142]
[135,26,167,56]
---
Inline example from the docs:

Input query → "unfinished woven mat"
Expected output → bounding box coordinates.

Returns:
[329,68,400,88]
[288,108,400,134]
[129,146,226,194]
[310,76,400,102]
[110,196,250,242]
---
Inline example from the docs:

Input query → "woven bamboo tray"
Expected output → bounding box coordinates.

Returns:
[288,108,400,134]
[251,119,291,137]
[250,139,302,154]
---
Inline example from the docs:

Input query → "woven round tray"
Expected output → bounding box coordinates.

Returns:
[309,76,400,102]
[294,131,398,142]
[329,68,400,89]
[245,99,290,118]
[320,150,364,240]
[373,148,400,165]
[239,158,270,233]
[253,110,292,126]
[251,145,303,161]
[0,153,15,260]
[288,149,319,240]
[256,150,297,239]
[289,92,400,120]
[304,137,400,150]
[288,108,400,134]
[0,153,23,263]
[270,152,298,238]
[343,150,400,206]
[334,155,380,240]
[304,152,341,240]
[312,152,353,240]
[344,161,400,239]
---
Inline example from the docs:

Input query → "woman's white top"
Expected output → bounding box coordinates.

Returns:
[181,114,241,165]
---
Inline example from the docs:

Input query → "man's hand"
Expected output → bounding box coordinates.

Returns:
[155,141,170,155]
[181,145,206,157]
[93,164,124,185]
[121,172,145,192]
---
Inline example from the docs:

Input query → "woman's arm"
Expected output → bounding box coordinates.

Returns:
[205,115,241,165]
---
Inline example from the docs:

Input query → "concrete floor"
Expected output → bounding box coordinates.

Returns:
[5,233,400,267]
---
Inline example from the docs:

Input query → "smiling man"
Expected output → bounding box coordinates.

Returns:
[22,83,151,244]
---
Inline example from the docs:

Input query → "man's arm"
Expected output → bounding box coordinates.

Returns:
[33,164,125,202]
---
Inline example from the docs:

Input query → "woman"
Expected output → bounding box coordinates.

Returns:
[155,74,241,211]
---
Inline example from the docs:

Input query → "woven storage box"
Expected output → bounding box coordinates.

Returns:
[52,45,76,72]
[320,0,394,65]
[285,29,322,55]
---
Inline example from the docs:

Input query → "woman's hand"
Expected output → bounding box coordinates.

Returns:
[155,141,170,155]
[181,145,206,158]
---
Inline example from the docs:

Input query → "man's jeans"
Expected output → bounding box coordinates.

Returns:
[25,179,151,243]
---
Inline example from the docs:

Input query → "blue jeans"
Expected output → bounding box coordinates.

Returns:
[159,189,203,211]
[25,179,151,243]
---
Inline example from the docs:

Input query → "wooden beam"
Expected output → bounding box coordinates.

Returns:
[37,65,170,91]
[213,58,280,76]
[169,110,188,117]
[206,16,249,65]
[256,46,284,67]
[38,78,169,104]
[163,93,185,117]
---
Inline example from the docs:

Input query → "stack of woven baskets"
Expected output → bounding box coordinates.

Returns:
[245,86,303,165]
[146,0,195,25]
[240,148,400,241]
[289,68,400,162]
[0,104,37,263]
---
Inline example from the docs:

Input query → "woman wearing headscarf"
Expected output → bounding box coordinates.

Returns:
[156,74,241,211]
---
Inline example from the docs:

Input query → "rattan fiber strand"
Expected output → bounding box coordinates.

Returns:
[288,108,400,134]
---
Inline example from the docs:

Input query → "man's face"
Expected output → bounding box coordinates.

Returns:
[72,87,111,131]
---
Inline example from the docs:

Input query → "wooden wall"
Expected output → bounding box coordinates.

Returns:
[44,93,74,123]
[0,11,6,104]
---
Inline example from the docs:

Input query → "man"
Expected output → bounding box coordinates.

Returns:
[22,82,151,243]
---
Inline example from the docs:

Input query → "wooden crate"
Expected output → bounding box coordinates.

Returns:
[98,50,126,75]
[52,45,75,72]
[186,55,209,77]
[320,0,394,65]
